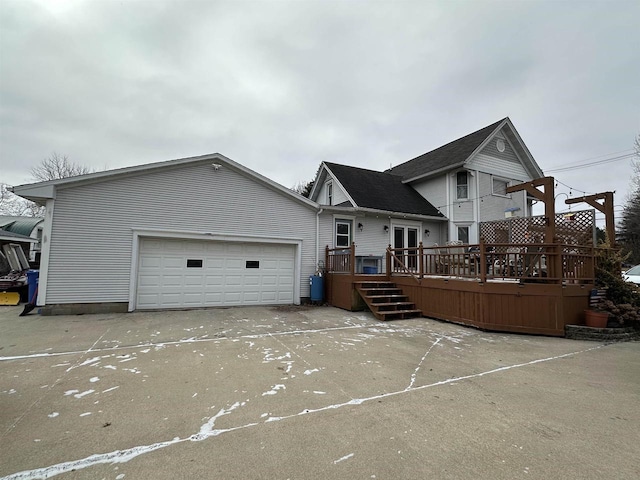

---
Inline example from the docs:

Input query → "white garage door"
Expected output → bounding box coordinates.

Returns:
[136,237,295,309]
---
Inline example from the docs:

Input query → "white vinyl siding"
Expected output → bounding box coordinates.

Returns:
[316,178,351,206]
[470,154,529,181]
[46,162,316,304]
[477,172,526,222]
[452,201,474,221]
[410,177,447,215]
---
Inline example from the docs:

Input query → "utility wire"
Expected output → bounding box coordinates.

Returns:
[546,152,636,173]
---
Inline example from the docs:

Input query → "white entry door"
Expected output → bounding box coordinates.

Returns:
[393,225,420,270]
[136,238,295,309]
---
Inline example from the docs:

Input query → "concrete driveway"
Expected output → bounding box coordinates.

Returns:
[0,305,638,480]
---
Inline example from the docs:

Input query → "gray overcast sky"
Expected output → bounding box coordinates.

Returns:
[1,0,638,225]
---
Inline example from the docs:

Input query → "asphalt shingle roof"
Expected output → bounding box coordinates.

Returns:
[325,162,444,217]
[388,118,506,180]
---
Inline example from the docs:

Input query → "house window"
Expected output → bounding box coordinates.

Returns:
[492,177,509,196]
[327,182,333,205]
[335,219,351,247]
[456,171,468,199]
[457,226,469,244]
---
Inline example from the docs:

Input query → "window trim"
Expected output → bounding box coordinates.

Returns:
[334,218,353,248]
[456,171,468,200]
[491,175,510,197]
[456,225,470,244]
[326,181,333,206]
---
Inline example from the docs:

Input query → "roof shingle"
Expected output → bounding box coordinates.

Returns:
[388,118,506,180]
[325,163,444,217]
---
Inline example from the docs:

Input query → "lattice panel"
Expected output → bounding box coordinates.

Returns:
[479,209,595,246]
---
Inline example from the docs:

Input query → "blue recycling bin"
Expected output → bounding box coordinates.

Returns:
[27,270,39,303]
[363,266,378,274]
[309,275,324,303]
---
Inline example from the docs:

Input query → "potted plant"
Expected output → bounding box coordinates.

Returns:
[584,302,610,328]
[591,238,640,329]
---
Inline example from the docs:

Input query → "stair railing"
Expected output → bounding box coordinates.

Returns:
[386,244,421,284]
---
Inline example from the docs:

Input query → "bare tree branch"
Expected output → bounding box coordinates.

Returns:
[30,152,94,182]
[0,183,44,217]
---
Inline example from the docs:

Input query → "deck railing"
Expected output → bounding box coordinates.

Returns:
[326,240,596,284]
[325,244,356,275]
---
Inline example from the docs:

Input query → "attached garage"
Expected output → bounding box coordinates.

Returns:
[12,153,319,315]
[136,237,296,309]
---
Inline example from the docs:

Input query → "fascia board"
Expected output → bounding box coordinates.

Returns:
[321,205,447,222]
[401,162,466,184]
[10,184,56,202]
[322,164,358,207]
[308,164,327,201]
[12,152,319,210]
[503,119,545,178]
[463,118,508,167]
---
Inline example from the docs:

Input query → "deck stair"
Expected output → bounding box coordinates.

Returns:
[354,281,422,321]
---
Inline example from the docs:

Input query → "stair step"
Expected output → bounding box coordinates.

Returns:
[377,309,423,320]
[371,302,416,309]
[360,288,403,294]
[355,282,396,287]
[367,297,409,304]
[354,283,421,322]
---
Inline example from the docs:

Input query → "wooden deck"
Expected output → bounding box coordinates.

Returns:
[324,242,595,337]
[326,273,591,336]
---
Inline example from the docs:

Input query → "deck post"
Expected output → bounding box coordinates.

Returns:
[479,236,487,283]
[350,242,355,276]
[325,245,329,273]
[386,244,392,276]
[551,238,563,284]
[419,242,424,278]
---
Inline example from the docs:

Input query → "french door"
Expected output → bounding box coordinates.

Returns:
[393,226,419,270]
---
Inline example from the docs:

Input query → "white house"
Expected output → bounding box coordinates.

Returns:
[311,117,544,258]
[12,117,544,314]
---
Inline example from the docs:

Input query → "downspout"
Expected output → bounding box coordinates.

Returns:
[315,208,323,269]
[446,173,451,242]
[475,169,480,242]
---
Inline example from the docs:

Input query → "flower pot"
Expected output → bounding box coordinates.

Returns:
[584,310,609,328]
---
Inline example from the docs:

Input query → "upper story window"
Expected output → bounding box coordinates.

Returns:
[492,176,509,196]
[326,182,333,205]
[456,171,468,200]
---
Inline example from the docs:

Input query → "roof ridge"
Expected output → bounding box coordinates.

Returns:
[324,161,402,177]
[389,117,507,173]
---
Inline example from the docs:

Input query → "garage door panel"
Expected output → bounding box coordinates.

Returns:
[206,258,225,269]
[161,275,183,287]
[184,274,203,286]
[224,258,244,269]
[205,275,224,286]
[162,257,184,269]
[138,274,160,287]
[137,238,295,309]
[140,255,162,267]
